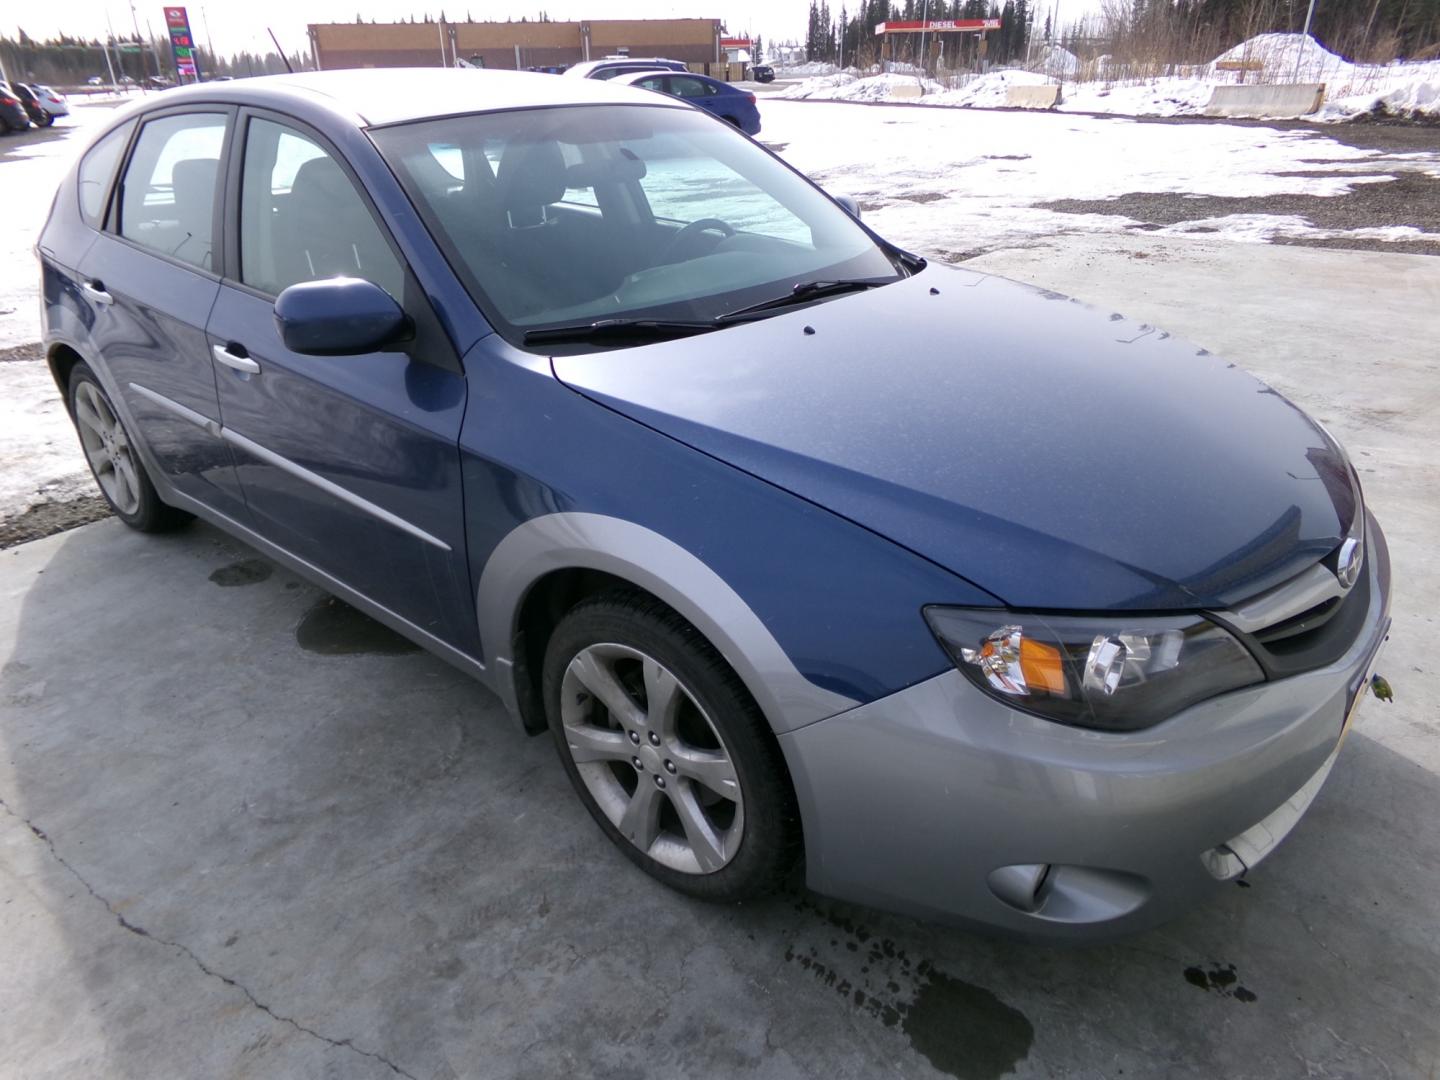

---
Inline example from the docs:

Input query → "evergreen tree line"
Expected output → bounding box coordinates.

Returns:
[0,31,311,86]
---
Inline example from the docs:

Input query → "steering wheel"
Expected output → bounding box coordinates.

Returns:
[659,217,735,264]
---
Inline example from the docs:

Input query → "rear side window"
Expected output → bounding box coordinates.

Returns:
[238,117,405,301]
[669,77,714,99]
[118,112,227,271]
[77,120,135,227]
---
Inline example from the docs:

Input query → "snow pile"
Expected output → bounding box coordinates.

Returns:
[1208,32,1353,84]
[1209,33,1440,119]
[929,69,1051,108]
[1059,77,1219,118]
[1037,44,1078,77]
[769,32,1440,121]
[776,61,840,77]
[781,71,943,101]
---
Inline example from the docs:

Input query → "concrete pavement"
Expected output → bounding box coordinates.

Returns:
[3,236,1439,1079]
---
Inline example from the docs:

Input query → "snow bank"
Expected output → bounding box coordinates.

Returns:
[776,61,839,78]
[928,70,1050,108]
[1037,44,1078,77]
[780,71,943,102]
[772,32,1440,121]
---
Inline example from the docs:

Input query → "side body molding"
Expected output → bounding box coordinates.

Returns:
[476,512,860,734]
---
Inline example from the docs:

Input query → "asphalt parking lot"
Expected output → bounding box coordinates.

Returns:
[3,227,1438,1078]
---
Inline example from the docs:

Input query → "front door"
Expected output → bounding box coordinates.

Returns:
[207,111,475,653]
[79,107,249,521]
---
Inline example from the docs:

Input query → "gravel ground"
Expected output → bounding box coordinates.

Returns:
[1038,170,1440,255]
[0,494,109,550]
[1035,116,1440,256]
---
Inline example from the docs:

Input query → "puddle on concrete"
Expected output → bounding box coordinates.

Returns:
[1183,963,1257,1003]
[784,897,1034,1078]
[208,558,273,587]
[904,968,1035,1079]
[295,596,420,656]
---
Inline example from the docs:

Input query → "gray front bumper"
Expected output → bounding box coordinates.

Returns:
[779,516,1391,941]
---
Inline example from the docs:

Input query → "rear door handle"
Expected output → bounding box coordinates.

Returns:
[212,343,260,374]
[81,281,113,306]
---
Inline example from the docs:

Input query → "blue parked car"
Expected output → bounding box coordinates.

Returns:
[616,69,761,135]
[38,69,1390,939]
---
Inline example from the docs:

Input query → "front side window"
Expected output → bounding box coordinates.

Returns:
[118,112,227,271]
[373,104,898,343]
[238,117,405,301]
[77,120,135,227]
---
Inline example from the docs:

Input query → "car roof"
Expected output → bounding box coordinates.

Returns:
[122,68,682,128]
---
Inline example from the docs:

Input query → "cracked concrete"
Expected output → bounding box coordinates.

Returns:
[2,236,1439,1079]
[0,795,415,1079]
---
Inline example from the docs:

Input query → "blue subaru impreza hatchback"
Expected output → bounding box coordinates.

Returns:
[38,69,1390,939]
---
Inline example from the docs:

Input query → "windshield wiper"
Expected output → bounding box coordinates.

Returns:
[523,318,720,346]
[716,277,893,323]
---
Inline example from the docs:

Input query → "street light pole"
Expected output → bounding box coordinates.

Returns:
[1293,0,1319,82]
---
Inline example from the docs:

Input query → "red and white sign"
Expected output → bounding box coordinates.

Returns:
[720,37,753,48]
[874,18,1002,34]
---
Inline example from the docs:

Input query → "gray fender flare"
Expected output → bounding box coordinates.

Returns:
[475,512,858,734]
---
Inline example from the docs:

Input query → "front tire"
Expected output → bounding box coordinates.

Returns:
[68,363,192,533]
[543,592,800,902]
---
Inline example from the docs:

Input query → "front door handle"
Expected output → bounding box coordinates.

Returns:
[212,343,260,374]
[81,281,113,306]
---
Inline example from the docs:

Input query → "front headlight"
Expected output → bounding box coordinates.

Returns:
[923,607,1264,732]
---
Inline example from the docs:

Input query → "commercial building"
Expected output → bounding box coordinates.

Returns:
[309,18,726,72]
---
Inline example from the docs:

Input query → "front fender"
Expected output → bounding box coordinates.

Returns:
[476,512,859,734]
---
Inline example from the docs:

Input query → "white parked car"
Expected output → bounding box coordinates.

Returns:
[32,85,70,118]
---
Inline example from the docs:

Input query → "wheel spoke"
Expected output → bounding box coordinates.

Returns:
[671,782,727,872]
[88,386,118,428]
[618,780,664,852]
[671,749,738,801]
[111,456,136,509]
[84,445,111,473]
[564,723,632,764]
[567,651,643,728]
[642,658,683,737]
[75,399,107,439]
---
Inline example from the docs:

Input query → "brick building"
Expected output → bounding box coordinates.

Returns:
[308,19,725,71]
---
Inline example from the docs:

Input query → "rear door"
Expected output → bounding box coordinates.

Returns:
[667,75,722,118]
[206,109,476,653]
[78,107,249,521]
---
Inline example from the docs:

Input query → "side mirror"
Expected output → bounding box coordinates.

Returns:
[835,195,862,220]
[273,277,410,356]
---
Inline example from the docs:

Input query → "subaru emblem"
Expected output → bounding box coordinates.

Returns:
[1336,536,1363,590]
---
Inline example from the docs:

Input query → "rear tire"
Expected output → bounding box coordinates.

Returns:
[67,363,192,533]
[543,591,800,902]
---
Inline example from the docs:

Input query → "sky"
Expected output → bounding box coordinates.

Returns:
[5,0,1106,63]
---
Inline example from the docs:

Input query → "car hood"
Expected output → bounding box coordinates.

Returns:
[552,264,1354,610]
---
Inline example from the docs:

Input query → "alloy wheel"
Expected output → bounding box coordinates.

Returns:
[559,642,744,874]
[73,380,142,515]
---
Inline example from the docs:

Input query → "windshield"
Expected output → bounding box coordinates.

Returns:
[371,104,901,347]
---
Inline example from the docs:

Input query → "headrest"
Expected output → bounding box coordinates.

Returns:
[289,156,355,212]
[496,140,567,218]
[170,158,217,222]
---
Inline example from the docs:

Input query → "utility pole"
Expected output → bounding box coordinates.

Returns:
[1293,0,1318,82]
[201,6,217,79]
[919,0,930,76]
[128,1,150,87]
[101,36,120,87]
